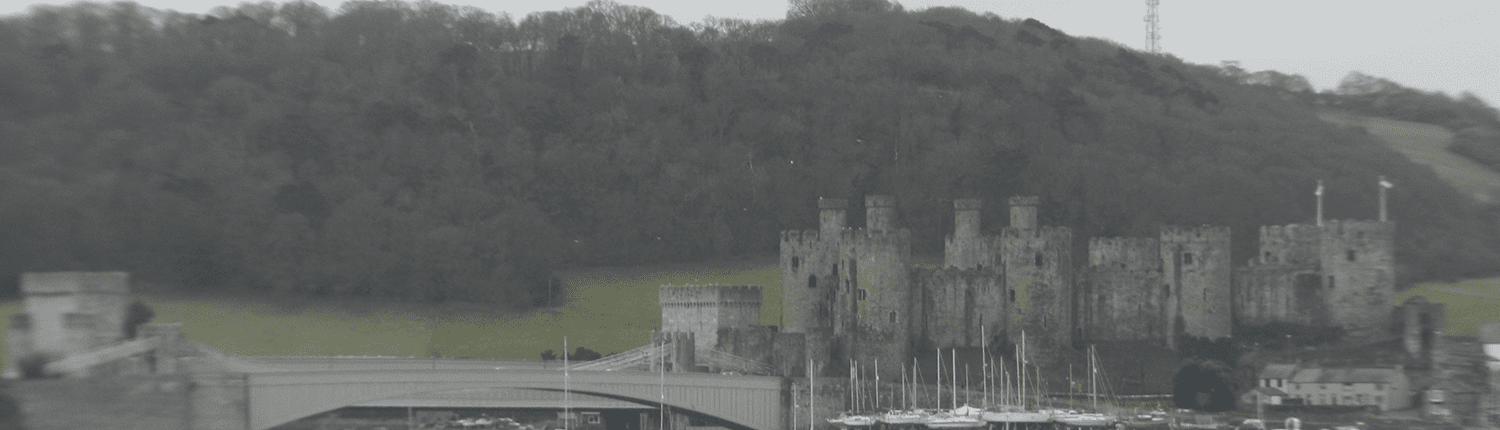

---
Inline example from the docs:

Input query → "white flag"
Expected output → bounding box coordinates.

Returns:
[1380,179,1394,189]
[1315,182,1324,196]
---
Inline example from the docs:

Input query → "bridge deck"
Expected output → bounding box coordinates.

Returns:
[248,368,785,430]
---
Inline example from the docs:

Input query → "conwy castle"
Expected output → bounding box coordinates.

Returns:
[663,188,1396,381]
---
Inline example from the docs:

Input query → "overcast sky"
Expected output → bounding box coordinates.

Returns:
[4,0,1498,108]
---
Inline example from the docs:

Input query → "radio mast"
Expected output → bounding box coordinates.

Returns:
[1144,0,1161,53]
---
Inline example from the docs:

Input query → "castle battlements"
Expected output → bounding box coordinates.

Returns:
[1159,225,1231,242]
[780,229,822,245]
[1319,219,1396,236]
[840,228,912,247]
[1089,237,1161,269]
[1007,196,1040,206]
[659,284,763,306]
[1001,225,1072,239]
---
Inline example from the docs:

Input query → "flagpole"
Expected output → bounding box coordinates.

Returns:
[564,336,569,430]
[1379,175,1392,222]
[1316,180,1324,226]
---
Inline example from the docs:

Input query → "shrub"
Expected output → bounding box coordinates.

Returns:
[18,352,58,379]
[123,300,155,339]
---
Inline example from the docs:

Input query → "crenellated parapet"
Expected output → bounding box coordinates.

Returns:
[1257,224,1323,265]
[1089,237,1161,269]
[1001,225,1072,239]
[659,285,763,307]
[841,228,912,249]
[1159,225,1231,243]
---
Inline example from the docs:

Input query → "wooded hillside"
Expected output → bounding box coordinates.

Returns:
[2,0,1496,305]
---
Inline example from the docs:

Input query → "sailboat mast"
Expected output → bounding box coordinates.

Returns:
[875,359,881,411]
[564,336,569,430]
[982,325,988,409]
[1091,345,1098,410]
[951,348,957,410]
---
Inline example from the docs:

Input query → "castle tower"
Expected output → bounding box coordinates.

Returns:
[1160,226,1233,341]
[1001,196,1072,361]
[1319,220,1395,339]
[781,198,846,335]
[6,272,130,374]
[1080,237,1164,343]
[837,196,913,380]
[659,284,763,350]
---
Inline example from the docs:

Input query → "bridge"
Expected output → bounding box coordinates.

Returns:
[247,367,785,430]
[16,327,794,430]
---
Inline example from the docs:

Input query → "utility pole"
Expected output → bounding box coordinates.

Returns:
[1144,0,1161,53]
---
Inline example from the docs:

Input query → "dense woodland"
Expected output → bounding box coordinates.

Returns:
[2,0,1499,306]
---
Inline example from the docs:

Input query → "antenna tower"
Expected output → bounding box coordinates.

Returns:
[1144,0,1161,53]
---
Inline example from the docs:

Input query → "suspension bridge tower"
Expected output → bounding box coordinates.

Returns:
[1144,0,1161,53]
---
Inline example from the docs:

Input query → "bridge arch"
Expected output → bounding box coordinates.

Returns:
[248,369,786,430]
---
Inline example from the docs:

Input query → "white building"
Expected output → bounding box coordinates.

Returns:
[1253,364,1411,411]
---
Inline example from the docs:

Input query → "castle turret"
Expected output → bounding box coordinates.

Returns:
[1319,220,1395,339]
[820,197,847,237]
[1009,196,1039,231]
[954,199,982,242]
[865,195,897,231]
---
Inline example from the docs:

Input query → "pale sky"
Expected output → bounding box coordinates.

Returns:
[3,0,1498,108]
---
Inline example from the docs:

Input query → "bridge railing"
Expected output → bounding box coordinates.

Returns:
[569,342,668,371]
[44,337,157,376]
[694,348,774,375]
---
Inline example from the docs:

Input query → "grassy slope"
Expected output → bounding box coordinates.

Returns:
[1318,110,1500,204]
[1392,278,1500,336]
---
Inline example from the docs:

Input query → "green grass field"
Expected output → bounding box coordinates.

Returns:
[1392,277,1500,336]
[0,257,782,372]
[1318,110,1500,204]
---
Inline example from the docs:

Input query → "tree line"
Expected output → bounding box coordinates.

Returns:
[2,0,1498,307]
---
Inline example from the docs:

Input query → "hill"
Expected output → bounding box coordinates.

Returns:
[1,0,1498,306]
[1318,110,1500,205]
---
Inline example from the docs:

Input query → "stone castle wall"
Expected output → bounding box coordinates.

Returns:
[1079,265,1165,343]
[916,267,1005,349]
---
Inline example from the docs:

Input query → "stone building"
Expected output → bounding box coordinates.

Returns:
[1261,364,1411,411]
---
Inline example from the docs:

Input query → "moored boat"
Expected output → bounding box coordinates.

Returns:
[826,413,877,428]
[922,411,985,429]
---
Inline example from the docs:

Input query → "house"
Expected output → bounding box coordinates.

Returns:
[1242,386,1290,406]
[1254,364,1411,411]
